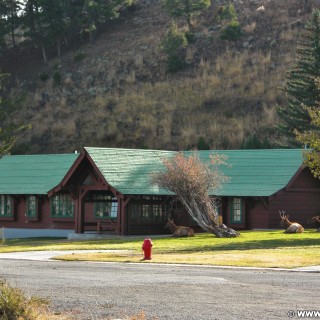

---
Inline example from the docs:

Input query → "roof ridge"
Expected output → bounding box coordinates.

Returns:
[84,147,176,153]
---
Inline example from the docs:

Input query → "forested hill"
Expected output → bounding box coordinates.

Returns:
[1,0,319,154]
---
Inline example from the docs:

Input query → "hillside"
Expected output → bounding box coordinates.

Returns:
[1,0,319,154]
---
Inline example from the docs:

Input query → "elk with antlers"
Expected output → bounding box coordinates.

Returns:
[307,216,320,231]
[165,218,195,237]
[279,210,304,233]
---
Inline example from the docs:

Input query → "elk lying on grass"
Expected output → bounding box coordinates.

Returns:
[165,219,195,237]
[279,210,304,233]
[307,216,320,231]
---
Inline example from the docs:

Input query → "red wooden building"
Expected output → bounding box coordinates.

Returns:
[0,148,319,238]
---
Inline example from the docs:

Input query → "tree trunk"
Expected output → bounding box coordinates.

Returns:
[57,39,61,60]
[207,225,240,238]
[89,31,93,46]
[10,22,16,48]
[179,196,240,238]
[42,45,48,64]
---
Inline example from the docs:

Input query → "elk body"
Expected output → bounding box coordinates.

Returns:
[307,216,320,231]
[165,219,195,237]
[279,210,304,233]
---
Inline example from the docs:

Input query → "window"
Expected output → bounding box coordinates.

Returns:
[94,200,118,219]
[230,197,243,223]
[51,194,74,218]
[94,194,118,219]
[26,196,37,218]
[0,195,12,217]
[129,203,168,225]
[132,195,163,201]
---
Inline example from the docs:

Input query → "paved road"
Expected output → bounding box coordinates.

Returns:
[0,257,319,320]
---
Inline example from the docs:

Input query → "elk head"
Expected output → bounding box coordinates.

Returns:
[164,218,174,228]
[279,210,289,228]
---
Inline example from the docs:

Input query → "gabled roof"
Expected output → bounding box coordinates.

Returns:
[85,147,175,196]
[0,153,79,195]
[85,147,305,197]
[0,148,306,197]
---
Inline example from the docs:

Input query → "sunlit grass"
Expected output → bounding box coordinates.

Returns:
[1,231,319,268]
[59,248,318,269]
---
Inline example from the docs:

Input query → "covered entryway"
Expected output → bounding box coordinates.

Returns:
[48,151,125,236]
[82,190,119,234]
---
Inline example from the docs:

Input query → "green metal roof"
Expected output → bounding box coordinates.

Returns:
[193,149,304,196]
[0,153,79,195]
[0,148,305,197]
[86,147,305,197]
[86,147,175,195]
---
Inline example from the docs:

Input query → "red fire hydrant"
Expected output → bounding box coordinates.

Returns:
[142,238,153,260]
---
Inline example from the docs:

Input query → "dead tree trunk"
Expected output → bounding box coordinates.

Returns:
[179,195,239,238]
[152,151,240,238]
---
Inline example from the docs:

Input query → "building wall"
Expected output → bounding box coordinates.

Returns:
[3,228,75,239]
[268,190,320,229]
[256,168,320,229]
[0,195,75,236]
[126,196,170,235]
[246,199,269,229]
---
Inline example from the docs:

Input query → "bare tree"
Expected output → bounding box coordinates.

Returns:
[152,150,239,238]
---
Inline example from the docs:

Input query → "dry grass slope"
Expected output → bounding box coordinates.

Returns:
[3,0,320,153]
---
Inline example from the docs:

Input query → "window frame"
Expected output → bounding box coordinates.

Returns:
[26,195,38,220]
[129,202,168,225]
[0,195,13,219]
[50,194,74,219]
[94,195,118,220]
[229,197,243,224]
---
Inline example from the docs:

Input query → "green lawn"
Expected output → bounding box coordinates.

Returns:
[0,230,319,268]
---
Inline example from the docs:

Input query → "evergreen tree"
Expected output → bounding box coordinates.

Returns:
[38,0,71,60]
[295,78,320,179]
[276,10,320,146]
[161,22,188,72]
[2,0,23,48]
[81,0,133,45]
[0,2,8,49]
[163,0,210,30]
[18,0,132,61]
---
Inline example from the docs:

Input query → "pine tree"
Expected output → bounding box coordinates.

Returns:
[161,22,188,72]
[1,0,23,48]
[163,0,210,31]
[295,78,320,179]
[276,10,320,147]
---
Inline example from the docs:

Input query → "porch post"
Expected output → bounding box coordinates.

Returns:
[75,195,80,233]
[79,196,84,233]
[116,197,121,235]
[121,199,126,235]
[75,190,85,233]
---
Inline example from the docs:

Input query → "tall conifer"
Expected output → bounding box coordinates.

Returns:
[277,10,320,146]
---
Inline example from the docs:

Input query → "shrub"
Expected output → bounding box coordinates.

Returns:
[220,20,242,41]
[185,31,196,43]
[166,55,186,72]
[241,134,271,149]
[73,51,86,62]
[197,136,210,150]
[53,71,62,87]
[39,73,49,82]
[218,4,237,21]
[0,278,49,320]
[162,22,188,72]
